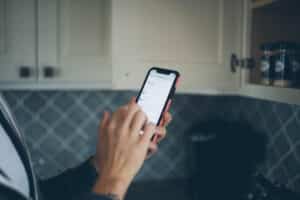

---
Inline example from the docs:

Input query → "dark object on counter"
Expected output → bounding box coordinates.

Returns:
[273,41,296,87]
[260,43,274,85]
[188,120,267,200]
[187,120,300,200]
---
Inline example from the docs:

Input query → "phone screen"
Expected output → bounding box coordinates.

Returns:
[137,69,176,125]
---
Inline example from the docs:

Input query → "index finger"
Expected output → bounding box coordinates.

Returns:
[160,112,172,127]
[123,98,141,127]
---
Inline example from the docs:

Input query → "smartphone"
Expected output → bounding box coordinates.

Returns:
[136,67,180,128]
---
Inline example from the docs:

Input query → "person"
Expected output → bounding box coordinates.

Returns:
[0,95,172,200]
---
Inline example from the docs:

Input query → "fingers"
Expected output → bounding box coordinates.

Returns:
[155,126,166,143]
[161,112,172,127]
[123,98,140,127]
[140,123,156,146]
[146,142,158,159]
[130,110,147,135]
[131,96,137,103]
[100,111,110,133]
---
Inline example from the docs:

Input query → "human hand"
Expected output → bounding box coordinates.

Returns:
[146,111,172,158]
[93,98,156,200]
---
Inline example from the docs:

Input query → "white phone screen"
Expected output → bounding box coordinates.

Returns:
[137,69,176,124]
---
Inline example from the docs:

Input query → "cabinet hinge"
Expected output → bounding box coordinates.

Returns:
[231,54,255,73]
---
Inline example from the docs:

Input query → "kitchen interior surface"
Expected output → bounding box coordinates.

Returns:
[1,0,300,200]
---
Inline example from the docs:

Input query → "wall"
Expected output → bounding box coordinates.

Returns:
[223,96,300,191]
[2,91,300,192]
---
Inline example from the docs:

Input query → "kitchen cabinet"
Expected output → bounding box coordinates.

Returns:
[38,0,111,86]
[0,0,243,93]
[0,0,36,83]
[0,0,300,105]
[239,0,300,105]
[0,0,111,89]
[111,0,244,93]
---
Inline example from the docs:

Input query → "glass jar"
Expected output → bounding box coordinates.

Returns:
[273,42,294,87]
[259,43,274,85]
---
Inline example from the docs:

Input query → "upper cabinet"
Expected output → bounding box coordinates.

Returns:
[0,0,112,89]
[0,0,37,83]
[1,0,300,105]
[240,0,300,105]
[0,0,243,92]
[38,0,111,85]
[111,0,244,93]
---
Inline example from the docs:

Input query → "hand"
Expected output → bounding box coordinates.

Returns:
[147,111,172,158]
[93,99,156,200]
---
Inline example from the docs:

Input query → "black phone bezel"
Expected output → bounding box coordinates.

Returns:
[136,67,180,125]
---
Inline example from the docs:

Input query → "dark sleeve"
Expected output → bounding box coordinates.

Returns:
[72,193,114,200]
[39,159,100,200]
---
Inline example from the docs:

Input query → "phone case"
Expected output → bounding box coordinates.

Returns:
[152,73,180,143]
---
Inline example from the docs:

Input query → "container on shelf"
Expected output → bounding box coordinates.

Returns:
[259,43,274,85]
[273,42,295,87]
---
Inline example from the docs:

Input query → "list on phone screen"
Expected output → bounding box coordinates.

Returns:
[138,70,176,124]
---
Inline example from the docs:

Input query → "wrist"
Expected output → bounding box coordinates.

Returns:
[92,177,130,200]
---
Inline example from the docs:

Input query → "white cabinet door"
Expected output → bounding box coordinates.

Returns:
[38,0,111,87]
[0,0,36,83]
[112,0,244,93]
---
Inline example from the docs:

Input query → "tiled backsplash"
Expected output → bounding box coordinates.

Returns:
[225,97,300,191]
[2,91,300,192]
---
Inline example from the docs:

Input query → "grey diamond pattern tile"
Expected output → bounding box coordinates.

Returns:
[40,135,64,155]
[265,147,280,171]
[24,122,47,143]
[53,120,77,140]
[53,93,76,111]
[282,153,300,179]
[270,166,288,185]
[13,107,34,127]
[272,132,291,156]
[23,93,47,113]
[2,91,300,193]
[54,148,79,169]
[263,112,282,137]
[274,103,295,125]
[39,107,62,126]
[285,118,300,145]
[68,106,91,126]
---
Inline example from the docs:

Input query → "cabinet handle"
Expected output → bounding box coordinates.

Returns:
[43,66,56,78]
[230,54,255,73]
[19,66,32,78]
